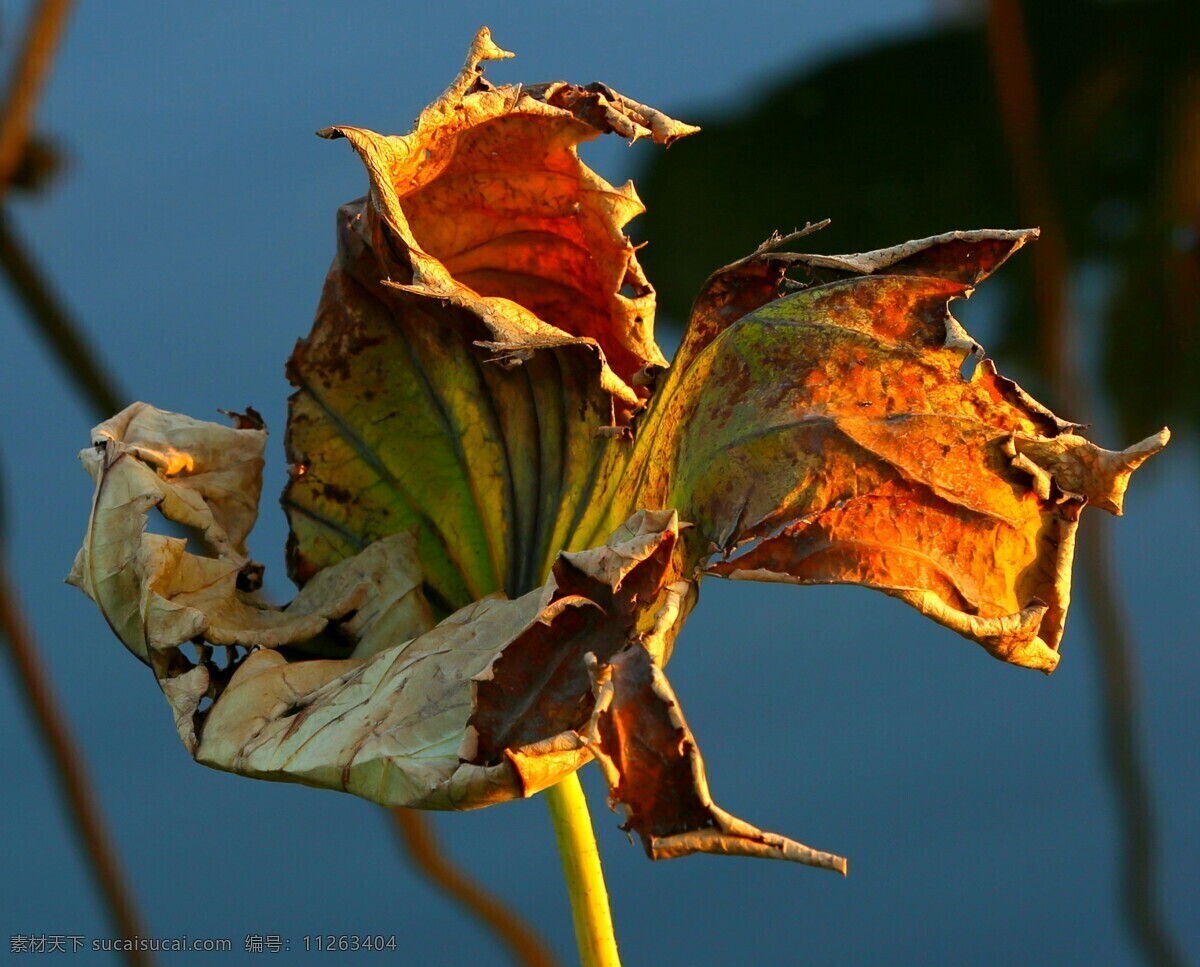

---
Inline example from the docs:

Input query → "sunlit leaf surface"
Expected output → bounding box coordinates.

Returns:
[71,29,1166,873]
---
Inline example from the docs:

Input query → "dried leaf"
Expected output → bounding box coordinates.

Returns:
[594,230,1168,673]
[210,509,682,809]
[70,406,689,808]
[635,0,1200,449]
[67,404,435,747]
[70,31,1169,875]
[466,509,678,767]
[586,643,846,873]
[324,28,693,393]
[67,404,429,665]
[284,27,695,606]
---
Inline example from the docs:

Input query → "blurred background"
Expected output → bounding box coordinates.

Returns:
[1,1,1195,964]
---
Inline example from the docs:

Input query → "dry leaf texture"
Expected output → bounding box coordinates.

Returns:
[71,407,688,810]
[285,28,695,609]
[598,230,1169,673]
[71,29,1167,873]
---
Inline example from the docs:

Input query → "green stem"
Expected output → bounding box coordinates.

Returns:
[544,773,621,967]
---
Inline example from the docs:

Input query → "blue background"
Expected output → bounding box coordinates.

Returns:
[1,2,1196,964]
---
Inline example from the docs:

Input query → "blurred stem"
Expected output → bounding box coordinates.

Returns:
[0,0,74,194]
[389,808,560,967]
[0,9,588,966]
[2,80,541,967]
[0,563,149,967]
[545,774,620,967]
[0,4,150,964]
[0,211,124,416]
[1079,523,1185,967]
[984,0,1071,396]
[0,115,550,967]
[0,213,556,967]
[986,3,1184,965]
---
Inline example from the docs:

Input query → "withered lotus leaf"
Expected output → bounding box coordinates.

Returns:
[71,29,1166,874]
[285,28,695,607]
[654,231,1168,672]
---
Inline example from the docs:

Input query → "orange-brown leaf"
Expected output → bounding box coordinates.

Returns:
[319,27,696,408]
[467,509,678,766]
[285,28,696,607]
[585,643,846,872]
[647,231,1169,672]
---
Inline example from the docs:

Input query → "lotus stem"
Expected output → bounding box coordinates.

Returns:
[987,4,1184,963]
[0,212,125,416]
[544,773,620,967]
[0,0,74,194]
[0,563,149,967]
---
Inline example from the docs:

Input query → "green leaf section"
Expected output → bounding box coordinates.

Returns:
[284,202,630,610]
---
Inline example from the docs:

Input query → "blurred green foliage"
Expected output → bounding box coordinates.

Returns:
[637,0,1198,447]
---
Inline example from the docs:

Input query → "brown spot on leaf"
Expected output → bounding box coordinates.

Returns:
[468,511,677,764]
